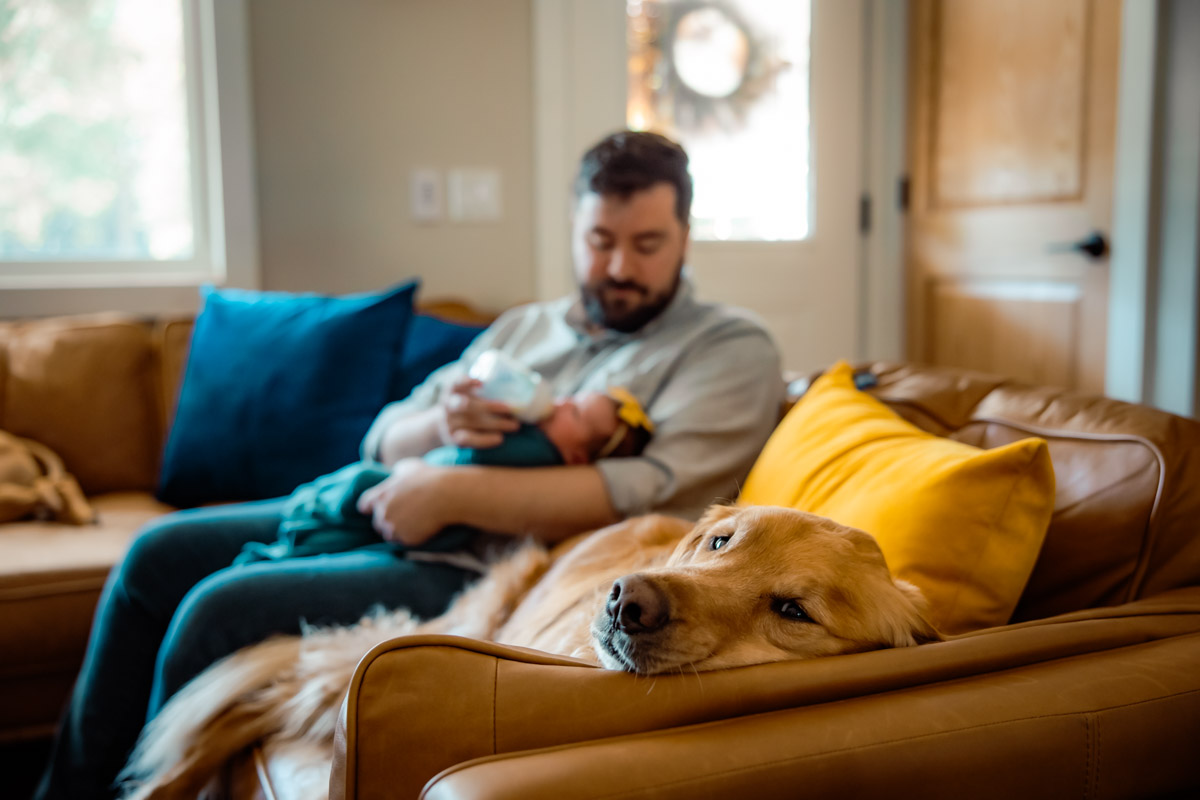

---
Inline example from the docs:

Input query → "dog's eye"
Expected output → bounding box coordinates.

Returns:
[709,535,731,551]
[773,598,813,622]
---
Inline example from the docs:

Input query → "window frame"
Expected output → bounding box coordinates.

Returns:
[0,0,259,317]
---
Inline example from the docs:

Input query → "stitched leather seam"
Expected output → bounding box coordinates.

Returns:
[588,688,1200,800]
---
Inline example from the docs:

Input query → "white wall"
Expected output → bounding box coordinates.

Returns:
[249,0,535,312]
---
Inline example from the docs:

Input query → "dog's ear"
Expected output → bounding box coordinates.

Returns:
[883,579,944,647]
[696,502,739,530]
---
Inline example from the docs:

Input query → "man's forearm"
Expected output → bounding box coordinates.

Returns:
[439,464,620,543]
[377,406,443,466]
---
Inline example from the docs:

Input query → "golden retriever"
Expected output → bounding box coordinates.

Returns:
[119,505,940,799]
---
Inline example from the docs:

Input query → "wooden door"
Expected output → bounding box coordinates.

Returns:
[906,0,1120,393]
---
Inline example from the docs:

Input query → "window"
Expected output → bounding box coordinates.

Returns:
[626,0,812,242]
[0,0,256,293]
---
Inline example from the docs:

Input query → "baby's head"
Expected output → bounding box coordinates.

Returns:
[538,389,653,465]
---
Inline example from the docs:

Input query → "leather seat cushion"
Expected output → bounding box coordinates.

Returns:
[0,493,174,674]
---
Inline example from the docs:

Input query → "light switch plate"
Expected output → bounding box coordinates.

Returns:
[448,168,502,221]
[410,169,442,222]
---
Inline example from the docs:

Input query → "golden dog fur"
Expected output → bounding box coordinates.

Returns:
[119,505,940,799]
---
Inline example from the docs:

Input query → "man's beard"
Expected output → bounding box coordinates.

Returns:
[580,262,683,334]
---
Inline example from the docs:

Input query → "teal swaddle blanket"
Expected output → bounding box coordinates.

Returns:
[234,425,563,565]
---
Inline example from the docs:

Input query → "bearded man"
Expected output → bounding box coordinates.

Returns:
[361,130,784,543]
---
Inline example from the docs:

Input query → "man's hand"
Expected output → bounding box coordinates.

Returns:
[437,377,520,449]
[359,459,619,546]
[357,459,453,546]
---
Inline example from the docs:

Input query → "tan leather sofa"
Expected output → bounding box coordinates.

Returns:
[317,364,1200,800]
[0,313,190,743]
[3,314,1199,798]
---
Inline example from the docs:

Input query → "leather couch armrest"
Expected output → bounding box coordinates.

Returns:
[332,590,1200,800]
[332,638,591,800]
[423,630,1200,800]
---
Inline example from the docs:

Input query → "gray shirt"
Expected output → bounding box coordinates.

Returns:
[362,275,785,521]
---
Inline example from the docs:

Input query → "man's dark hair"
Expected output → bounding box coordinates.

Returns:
[574,131,693,225]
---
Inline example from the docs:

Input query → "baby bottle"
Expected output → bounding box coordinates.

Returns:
[467,349,554,423]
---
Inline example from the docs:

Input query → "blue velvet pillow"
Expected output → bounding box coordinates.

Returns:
[158,282,418,506]
[389,312,486,401]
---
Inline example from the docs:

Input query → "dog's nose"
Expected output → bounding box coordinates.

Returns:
[606,575,668,634]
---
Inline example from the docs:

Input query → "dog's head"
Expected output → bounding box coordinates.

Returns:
[591,504,941,674]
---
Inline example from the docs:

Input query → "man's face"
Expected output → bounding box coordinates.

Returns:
[572,182,689,333]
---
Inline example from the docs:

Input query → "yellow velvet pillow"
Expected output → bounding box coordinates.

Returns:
[739,362,1055,635]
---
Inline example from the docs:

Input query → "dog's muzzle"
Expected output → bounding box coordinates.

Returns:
[606,575,669,634]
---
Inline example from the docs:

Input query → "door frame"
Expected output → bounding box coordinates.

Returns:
[861,0,909,363]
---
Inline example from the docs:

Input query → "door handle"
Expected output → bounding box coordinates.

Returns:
[1047,231,1108,261]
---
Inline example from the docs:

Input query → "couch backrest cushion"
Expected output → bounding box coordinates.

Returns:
[0,314,163,494]
[858,363,1200,620]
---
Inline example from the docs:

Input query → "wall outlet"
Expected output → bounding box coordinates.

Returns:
[448,168,502,221]
[410,169,442,223]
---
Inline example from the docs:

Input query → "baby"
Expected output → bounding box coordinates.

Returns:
[235,387,653,565]
[423,386,650,469]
